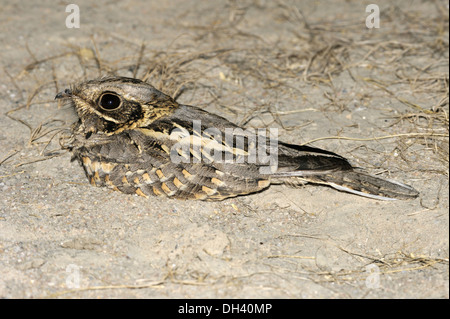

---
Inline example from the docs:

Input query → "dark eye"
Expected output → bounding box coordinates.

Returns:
[99,93,122,110]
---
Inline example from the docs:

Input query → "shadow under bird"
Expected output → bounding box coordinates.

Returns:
[55,76,419,201]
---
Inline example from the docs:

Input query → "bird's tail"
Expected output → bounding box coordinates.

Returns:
[273,169,419,200]
[265,141,419,200]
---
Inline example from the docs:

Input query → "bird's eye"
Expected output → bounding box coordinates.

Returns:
[99,93,122,110]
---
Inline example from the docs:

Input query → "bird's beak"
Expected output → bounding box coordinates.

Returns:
[55,89,73,100]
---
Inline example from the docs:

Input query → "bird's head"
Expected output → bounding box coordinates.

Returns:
[55,76,179,135]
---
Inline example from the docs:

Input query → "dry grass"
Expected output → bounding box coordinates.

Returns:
[2,5,448,170]
[2,3,447,169]
[306,249,448,286]
[0,7,445,227]
[41,247,448,298]
[0,1,447,299]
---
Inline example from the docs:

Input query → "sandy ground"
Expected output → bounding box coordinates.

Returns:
[0,0,448,298]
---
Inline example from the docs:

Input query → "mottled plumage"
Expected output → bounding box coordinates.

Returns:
[55,76,419,201]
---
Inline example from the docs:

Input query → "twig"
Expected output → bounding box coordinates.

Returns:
[301,132,449,146]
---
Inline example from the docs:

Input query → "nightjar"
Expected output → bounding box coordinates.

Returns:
[55,76,419,201]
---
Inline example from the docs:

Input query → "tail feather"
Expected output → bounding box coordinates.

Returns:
[272,141,419,200]
[274,170,419,200]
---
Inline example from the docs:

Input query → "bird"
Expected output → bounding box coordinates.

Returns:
[55,76,419,201]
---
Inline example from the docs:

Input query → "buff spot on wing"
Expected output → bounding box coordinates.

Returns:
[82,157,91,166]
[135,188,148,198]
[211,178,224,186]
[258,180,270,188]
[101,162,116,173]
[82,157,93,175]
[153,186,162,196]
[194,192,208,200]
[202,185,217,196]
[104,174,115,188]
[156,169,165,180]
[142,173,152,183]
[173,177,184,189]
[182,169,193,179]
[161,183,176,196]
